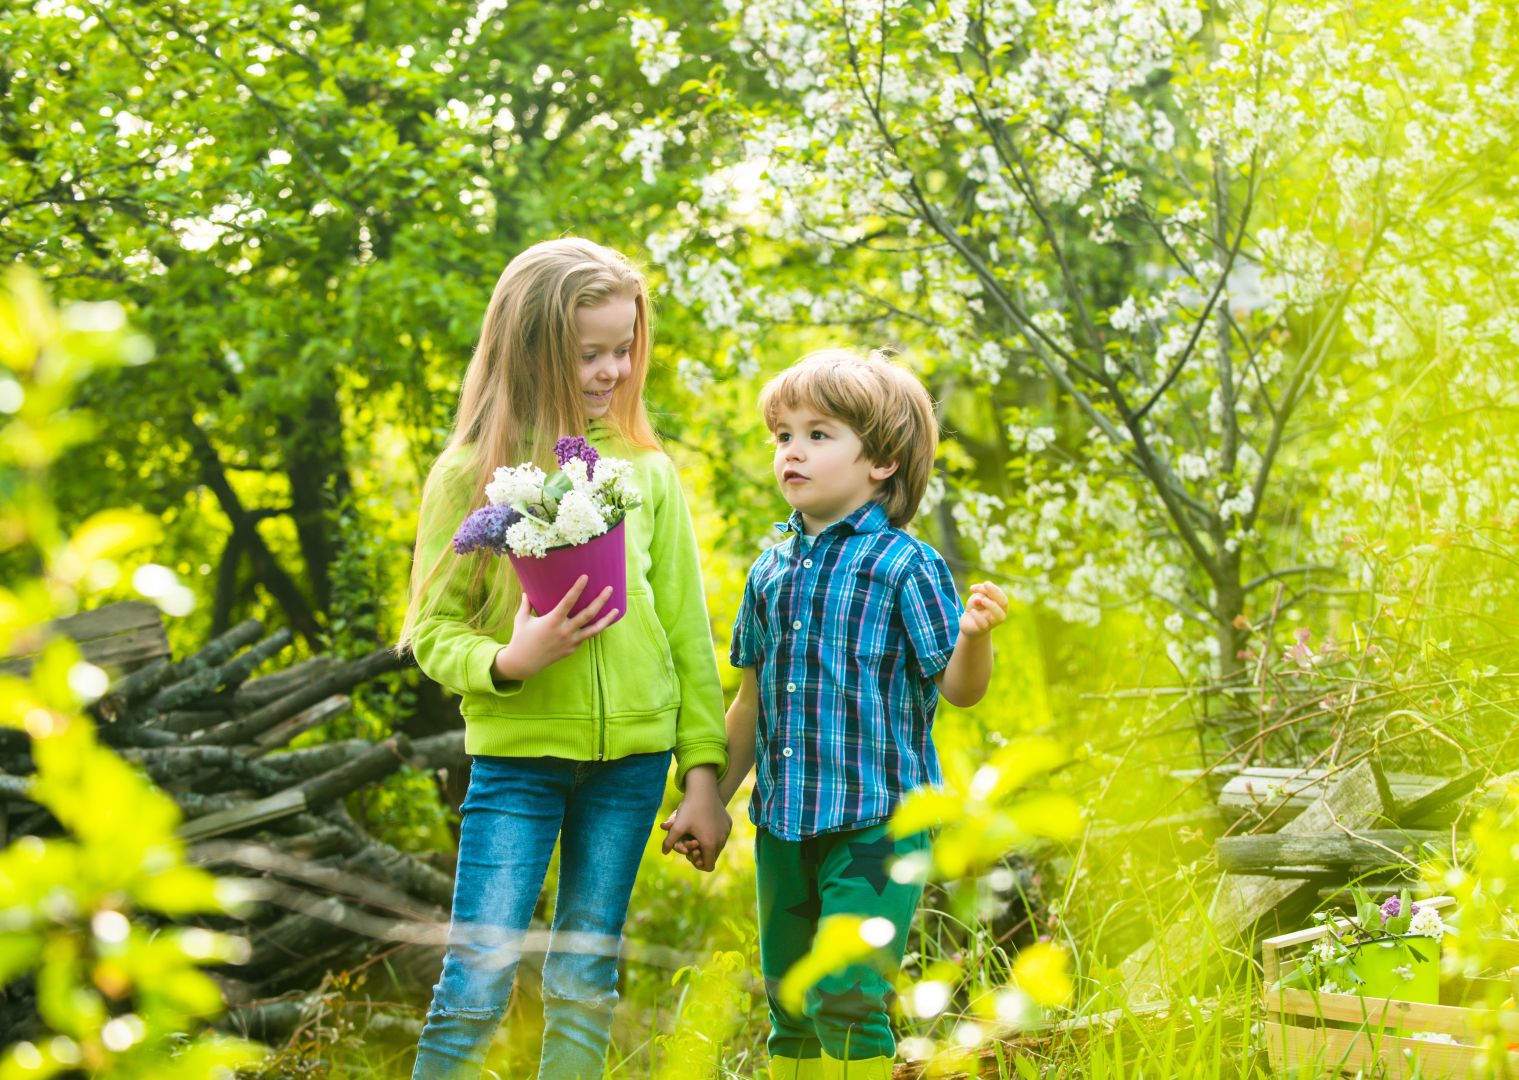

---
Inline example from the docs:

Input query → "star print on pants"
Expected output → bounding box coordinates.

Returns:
[811,982,885,1024]
[785,875,822,922]
[842,834,895,895]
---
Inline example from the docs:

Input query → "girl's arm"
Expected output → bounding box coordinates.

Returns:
[717,667,759,806]
[645,457,729,788]
[668,667,757,869]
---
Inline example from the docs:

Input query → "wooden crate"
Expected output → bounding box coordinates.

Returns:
[1261,896,1519,1078]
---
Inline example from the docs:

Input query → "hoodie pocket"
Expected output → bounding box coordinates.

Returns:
[603,590,679,716]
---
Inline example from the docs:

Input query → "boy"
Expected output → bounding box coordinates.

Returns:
[667,349,1008,1079]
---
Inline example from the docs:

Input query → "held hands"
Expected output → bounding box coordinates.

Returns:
[960,581,1010,638]
[659,769,731,872]
[492,575,620,682]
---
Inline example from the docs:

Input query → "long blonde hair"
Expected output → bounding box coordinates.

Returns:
[397,238,661,651]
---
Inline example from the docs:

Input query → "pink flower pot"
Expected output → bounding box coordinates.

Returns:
[507,518,627,627]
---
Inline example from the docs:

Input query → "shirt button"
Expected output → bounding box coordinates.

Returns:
[786,682,797,693]
[791,620,802,630]
[803,559,813,568]
[782,747,793,757]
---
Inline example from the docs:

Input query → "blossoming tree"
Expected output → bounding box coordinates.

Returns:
[627,0,1518,681]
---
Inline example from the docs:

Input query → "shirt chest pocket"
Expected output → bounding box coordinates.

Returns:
[819,570,900,659]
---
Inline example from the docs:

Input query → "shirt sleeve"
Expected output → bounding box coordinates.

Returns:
[645,454,730,789]
[729,563,761,669]
[897,548,963,679]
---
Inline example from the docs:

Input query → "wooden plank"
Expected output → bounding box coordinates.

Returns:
[1219,771,1439,826]
[177,787,307,842]
[1271,988,1475,1038]
[1216,830,1453,873]
[1261,1019,1484,1078]
[1398,769,1486,824]
[1121,761,1393,1002]
[0,601,169,676]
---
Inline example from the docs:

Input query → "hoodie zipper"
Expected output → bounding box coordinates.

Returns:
[590,632,607,760]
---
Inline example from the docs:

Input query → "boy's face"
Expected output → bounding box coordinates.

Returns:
[771,403,897,534]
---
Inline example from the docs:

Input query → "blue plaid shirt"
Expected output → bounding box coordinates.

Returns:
[730,501,963,840]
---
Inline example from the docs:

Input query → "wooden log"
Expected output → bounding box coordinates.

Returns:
[1399,768,1487,825]
[234,657,338,709]
[178,788,309,842]
[136,667,222,719]
[189,839,446,920]
[1215,830,1453,873]
[294,736,411,808]
[0,773,33,803]
[158,709,238,735]
[122,745,291,795]
[260,739,372,780]
[1119,760,1394,1004]
[176,618,264,677]
[250,695,351,754]
[131,627,291,723]
[408,730,466,769]
[209,627,293,694]
[98,724,180,749]
[192,650,402,747]
[93,656,174,723]
[222,993,326,1042]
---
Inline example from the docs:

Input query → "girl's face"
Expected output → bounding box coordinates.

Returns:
[574,296,637,420]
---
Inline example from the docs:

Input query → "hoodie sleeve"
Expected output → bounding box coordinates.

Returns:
[645,454,729,789]
[409,453,523,699]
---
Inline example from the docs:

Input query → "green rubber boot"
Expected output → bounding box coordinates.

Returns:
[820,1053,893,1079]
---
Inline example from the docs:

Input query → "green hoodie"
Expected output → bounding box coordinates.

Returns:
[410,419,728,787]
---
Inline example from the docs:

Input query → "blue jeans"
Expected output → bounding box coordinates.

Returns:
[411,751,672,1080]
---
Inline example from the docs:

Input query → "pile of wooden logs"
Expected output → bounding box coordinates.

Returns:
[1118,757,1502,1002]
[0,602,467,1046]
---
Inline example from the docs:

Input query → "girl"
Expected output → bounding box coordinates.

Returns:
[399,238,731,1079]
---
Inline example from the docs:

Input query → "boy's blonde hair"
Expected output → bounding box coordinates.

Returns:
[398,237,660,652]
[759,348,939,528]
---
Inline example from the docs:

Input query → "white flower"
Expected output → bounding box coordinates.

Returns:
[1311,939,1338,963]
[1177,453,1210,482]
[1164,612,1184,635]
[486,463,547,507]
[1026,427,1057,453]
[1394,964,1414,981]
[561,458,594,492]
[1318,980,1344,994]
[505,516,555,558]
[1408,907,1447,940]
[553,490,610,547]
[1409,1031,1459,1045]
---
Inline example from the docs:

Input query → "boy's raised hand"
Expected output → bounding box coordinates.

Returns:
[960,581,1010,637]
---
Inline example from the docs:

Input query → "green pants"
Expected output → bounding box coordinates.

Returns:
[756,822,929,1062]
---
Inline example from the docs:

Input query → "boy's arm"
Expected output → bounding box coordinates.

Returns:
[934,582,1009,707]
[717,666,759,806]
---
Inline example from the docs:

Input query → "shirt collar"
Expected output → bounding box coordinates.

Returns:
[773,501,889,539]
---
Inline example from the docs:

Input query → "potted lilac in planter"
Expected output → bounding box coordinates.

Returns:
[1283,887,1447,1035]
[452,436,641,625]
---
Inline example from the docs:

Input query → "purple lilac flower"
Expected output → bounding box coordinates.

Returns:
[554,435,599,480]
[1381,896,1420,920]
[453,503,522,555]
